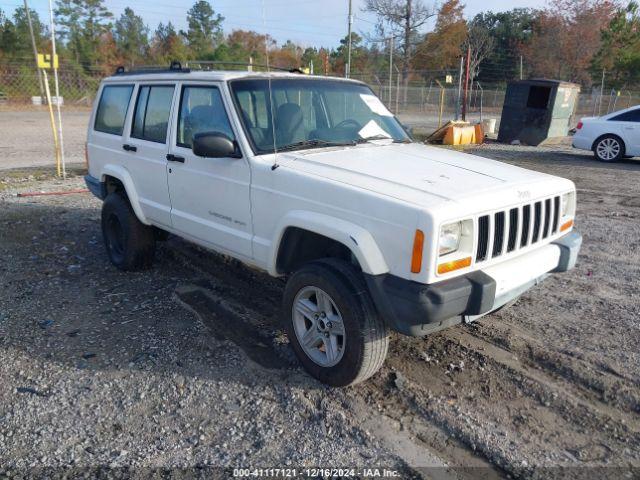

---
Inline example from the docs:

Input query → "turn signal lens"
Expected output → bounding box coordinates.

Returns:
[560,219,574,232]
[576,121,583,130]
[437,256,472,275]
[410,229,425,273]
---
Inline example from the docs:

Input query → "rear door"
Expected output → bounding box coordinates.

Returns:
[89,82,135,182]
[608,108,640,155]
[166,82,253,258]
[123,83,176,228]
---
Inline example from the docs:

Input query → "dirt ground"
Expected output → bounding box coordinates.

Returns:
[0,111,639,479]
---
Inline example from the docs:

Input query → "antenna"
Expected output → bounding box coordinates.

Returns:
[262,0,279,170]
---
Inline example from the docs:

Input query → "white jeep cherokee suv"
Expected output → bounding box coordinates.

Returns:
[85,64,581,386]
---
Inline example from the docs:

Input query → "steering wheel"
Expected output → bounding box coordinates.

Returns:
[335,119,361,130]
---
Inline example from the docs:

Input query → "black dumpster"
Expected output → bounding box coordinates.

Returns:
[498,79,580,146]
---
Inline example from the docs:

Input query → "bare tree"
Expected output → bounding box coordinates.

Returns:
[462,23,494,81]
[364,0,435,102]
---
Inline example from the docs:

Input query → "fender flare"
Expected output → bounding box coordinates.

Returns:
[268,210,389,276]
[100,165,150,225]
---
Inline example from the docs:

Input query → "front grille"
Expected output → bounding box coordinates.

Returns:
[492,212,505,257]
[521,205,531,247]
[475,195,561,264]
[532,202,542,242]
[476,215,490,262]
[507,208,518,252]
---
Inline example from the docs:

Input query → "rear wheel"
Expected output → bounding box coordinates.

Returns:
[283,259,389,386]
[101,192,156,270]
[594,135,625,162]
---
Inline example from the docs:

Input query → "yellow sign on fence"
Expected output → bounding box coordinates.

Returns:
[37,53,59,69]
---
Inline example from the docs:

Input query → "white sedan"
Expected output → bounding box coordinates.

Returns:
[572,105,640,162]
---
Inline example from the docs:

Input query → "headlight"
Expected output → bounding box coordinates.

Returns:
[439,222,461,256]
[561,192,576,218]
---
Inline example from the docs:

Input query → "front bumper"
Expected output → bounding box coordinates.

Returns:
[365,230,582,336]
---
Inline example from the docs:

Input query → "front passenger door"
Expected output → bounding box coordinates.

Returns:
[166,83,253,259]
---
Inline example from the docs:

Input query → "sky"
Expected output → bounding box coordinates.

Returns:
[2,0,548,48]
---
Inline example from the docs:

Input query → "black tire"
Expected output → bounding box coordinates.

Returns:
[101,192,156,270]
[283,258,389,386]
[593,134,625,162]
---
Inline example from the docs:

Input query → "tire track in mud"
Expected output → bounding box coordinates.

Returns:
[372,323,640,477]
[165,240,502,479]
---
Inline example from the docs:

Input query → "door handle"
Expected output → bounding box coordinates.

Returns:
[166,154,185,163]
[122,144,137,152]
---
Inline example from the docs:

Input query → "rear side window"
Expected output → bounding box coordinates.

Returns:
[177,86,235,148]
[131,85,175,143]
[94,85,134,135]
[609,109,640,122]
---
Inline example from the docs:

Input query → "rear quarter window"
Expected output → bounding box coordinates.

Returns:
[609,109,640,122]
[94,84,134,135]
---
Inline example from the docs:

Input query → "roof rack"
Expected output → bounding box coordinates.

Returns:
[114,61,190,76]
[185,60,304,73]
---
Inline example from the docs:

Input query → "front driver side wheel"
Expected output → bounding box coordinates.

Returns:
[283,258,389,387]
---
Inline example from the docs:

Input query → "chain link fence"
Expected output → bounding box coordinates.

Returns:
[2,62,639,137]
[0,63,101,106]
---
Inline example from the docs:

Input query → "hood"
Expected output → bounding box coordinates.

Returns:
[279,142,553,206]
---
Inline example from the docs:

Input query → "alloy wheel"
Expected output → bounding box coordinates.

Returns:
[292,286,346,367]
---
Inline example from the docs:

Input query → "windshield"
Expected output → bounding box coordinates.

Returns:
[229,78,410,154]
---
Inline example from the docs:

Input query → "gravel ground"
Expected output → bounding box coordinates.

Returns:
[1,112,639,479]
[0,107,88,170]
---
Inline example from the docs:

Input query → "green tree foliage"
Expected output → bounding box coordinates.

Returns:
[217,29,274,64]
[150,22,189,64]
[55,0,113,67]
[182,0,224,59]
[592,1,640,88]
[0,7,48,62]
[114,7,148,66]
[471,8,536,83]
[0,9,17,60]
[332,32,368,74]
[13,7,48,57]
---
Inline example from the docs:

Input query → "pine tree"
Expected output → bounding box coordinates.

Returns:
[182,1,224,59]
[114,7,148,67]
[55,0,113,68]
[592,1,640,88]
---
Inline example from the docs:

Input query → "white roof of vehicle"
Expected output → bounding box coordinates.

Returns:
[102,69,365,84]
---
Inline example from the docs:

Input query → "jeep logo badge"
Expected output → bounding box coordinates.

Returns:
[518,190,531,199]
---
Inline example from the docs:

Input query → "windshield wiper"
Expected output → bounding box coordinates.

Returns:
[276,139,355,152]
[356,134,410,144]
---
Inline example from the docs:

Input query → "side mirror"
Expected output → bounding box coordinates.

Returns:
[192,132,240,158]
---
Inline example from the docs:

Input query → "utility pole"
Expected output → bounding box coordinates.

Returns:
[520,55,523,80]
[455,56,463,120]
[23,0,45,102]
[394,65,400,115]
[598,69,605,116]
[346,0,353,78]
[462,45,471,121]
[388,37,394,105]
[48,0,66,178]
